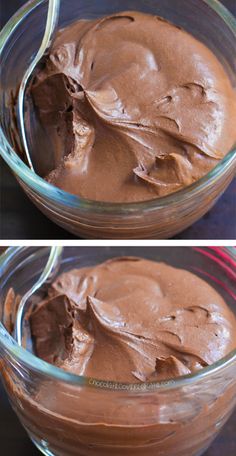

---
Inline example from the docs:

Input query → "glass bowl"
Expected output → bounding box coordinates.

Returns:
[0,246,236,456]
[0,0,236,239]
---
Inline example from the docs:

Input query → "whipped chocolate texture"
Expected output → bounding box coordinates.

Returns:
[30,257,236,381]
[30,11,236,202]
[3,257,236,456]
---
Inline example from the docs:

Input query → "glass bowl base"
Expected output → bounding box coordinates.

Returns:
[31,437,211,456]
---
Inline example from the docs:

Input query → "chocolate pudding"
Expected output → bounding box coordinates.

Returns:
[2,257,236,456]
[29,257,236,380]
[30,11,236,202]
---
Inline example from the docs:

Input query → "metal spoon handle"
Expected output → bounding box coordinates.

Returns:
[15,246,63,346]
[18,0,60,171]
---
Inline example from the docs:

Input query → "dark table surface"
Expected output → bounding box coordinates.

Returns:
[0,0,236,240]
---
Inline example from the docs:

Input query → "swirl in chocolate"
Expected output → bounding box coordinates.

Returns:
[30,257,236,381]
[30,11,236,202]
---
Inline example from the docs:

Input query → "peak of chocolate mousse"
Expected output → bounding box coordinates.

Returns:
[29,257,236,382]
[30,11,236,202]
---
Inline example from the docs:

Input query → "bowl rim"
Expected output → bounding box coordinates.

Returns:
[0,246,236,392]
[0,0,236,213]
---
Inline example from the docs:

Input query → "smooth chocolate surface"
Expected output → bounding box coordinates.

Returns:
[30,11,236,202]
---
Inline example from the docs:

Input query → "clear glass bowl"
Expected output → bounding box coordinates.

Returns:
[0,0,236,239]
[0,246,236,456]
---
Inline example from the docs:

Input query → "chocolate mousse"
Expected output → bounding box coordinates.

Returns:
[29,257,236,381]
[2,257,236,456]
[30,11,236,202]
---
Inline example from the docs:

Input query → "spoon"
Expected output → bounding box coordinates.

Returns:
[14,246,63,346]
[17,0,60,172]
